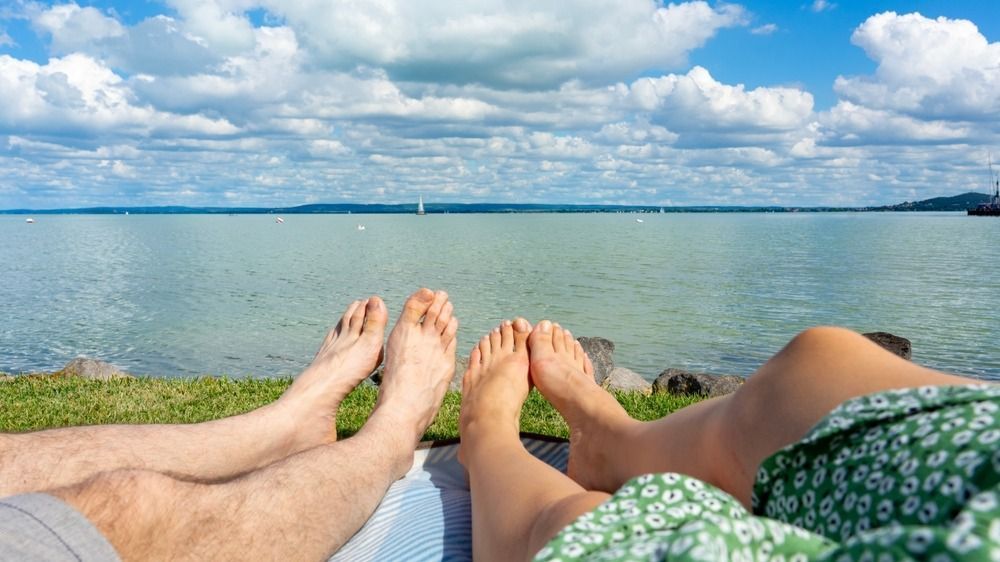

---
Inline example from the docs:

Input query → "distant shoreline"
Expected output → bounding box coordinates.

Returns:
[0,191,990,215]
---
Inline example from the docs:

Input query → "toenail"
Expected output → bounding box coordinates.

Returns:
[502,320,512,326]
[539,320,552,333]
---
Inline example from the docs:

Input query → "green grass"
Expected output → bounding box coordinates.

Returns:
[0,375,704,440]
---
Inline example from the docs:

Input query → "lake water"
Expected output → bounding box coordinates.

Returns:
[1,213,997,381]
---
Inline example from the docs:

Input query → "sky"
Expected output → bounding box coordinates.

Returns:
[0,1,998,208]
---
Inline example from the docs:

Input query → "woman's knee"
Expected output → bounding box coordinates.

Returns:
[783,326,863,357]
[748,326,868,387]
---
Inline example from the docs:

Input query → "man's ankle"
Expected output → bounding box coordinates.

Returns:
[355,412,421,476]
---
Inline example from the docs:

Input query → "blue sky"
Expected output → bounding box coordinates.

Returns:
[0,0,997,208]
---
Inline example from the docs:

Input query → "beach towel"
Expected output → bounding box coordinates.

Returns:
[330,434,569,562]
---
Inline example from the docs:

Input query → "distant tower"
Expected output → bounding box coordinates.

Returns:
[417,195,426,215]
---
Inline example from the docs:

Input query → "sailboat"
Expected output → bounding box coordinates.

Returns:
[417,196,426,216]
[968,154,1000,216]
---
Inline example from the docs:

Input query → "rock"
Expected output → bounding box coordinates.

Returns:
[652,369,743,397]
[60,358,132,380]
[600,367,652,395]
[863,332,911,360]
[578,337,615,384]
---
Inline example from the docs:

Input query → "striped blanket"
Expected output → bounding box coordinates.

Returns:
[330,434,570,562]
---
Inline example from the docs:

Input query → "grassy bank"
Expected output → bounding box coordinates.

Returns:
[0,375,703,440]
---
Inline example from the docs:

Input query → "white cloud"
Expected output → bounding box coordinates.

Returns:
[31,3,124,53]
[307,139,350,158]
[751,23,778,35]
[166,0,256,54]
[31,4,221,75]
[1,2,998,208]
[810,0,835,13]
[818,101,972,145]
[0,53,239,137]
[101,159,136,178]
[629,66,813,140]
[835,12,1000,120]
[261,0,746,88]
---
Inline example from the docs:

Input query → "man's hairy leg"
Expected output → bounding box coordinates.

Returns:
[0,297,388,497]
[54,288,459,561]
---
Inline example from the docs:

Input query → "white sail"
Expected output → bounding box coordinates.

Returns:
[417,196,426,215]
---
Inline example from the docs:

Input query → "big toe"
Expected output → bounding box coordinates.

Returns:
[513,318,531,352]
[399,288,435,324]
[528,320,556,357]
[362,296,389,336]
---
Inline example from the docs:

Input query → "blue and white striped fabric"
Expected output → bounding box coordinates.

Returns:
[330,434,569,562]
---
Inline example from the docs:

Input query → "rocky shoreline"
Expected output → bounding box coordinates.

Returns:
[5,332,913,400]
[584,331,911,397]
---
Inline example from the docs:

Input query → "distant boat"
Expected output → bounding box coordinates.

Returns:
[969,154,1000,216]
[357,224,366,231]
[417,196,426,216]
[124,211,129,215]
[25,218,35,224]
[659,207,665,214]
[275,217,285,224]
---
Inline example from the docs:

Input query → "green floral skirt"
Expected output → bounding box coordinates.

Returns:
[535,384,1000,561]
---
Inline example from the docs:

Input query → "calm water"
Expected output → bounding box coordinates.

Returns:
[1,213,997,381]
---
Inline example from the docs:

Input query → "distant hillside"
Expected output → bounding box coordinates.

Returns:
[0,203,808,215]
[1,192,991,214]
[870,192,989,212]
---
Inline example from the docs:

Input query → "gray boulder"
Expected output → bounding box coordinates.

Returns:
[61,358,132,380]
[601,367,652,395]
[578,337,615,384]
[863,332,911,360]
[652,368,743,397]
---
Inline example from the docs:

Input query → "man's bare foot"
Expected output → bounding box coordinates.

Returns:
[528,320,636,492]
[276,297,388,451]
[458,318,532,465]
[369,288,459,448]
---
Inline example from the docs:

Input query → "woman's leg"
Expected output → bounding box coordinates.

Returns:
[530,324,980,506]
[459,319,611,562]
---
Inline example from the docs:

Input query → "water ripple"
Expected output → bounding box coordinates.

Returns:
[0,213,997,381]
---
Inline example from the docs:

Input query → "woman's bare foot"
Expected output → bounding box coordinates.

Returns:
[528,320,637,492]
[458,318,532,465]
[368,288,459,448]
[276,297,388,451]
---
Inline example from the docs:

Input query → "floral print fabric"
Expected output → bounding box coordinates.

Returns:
[536,384,1000,561]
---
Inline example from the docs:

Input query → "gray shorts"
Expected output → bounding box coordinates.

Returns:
[0,494,119,561]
